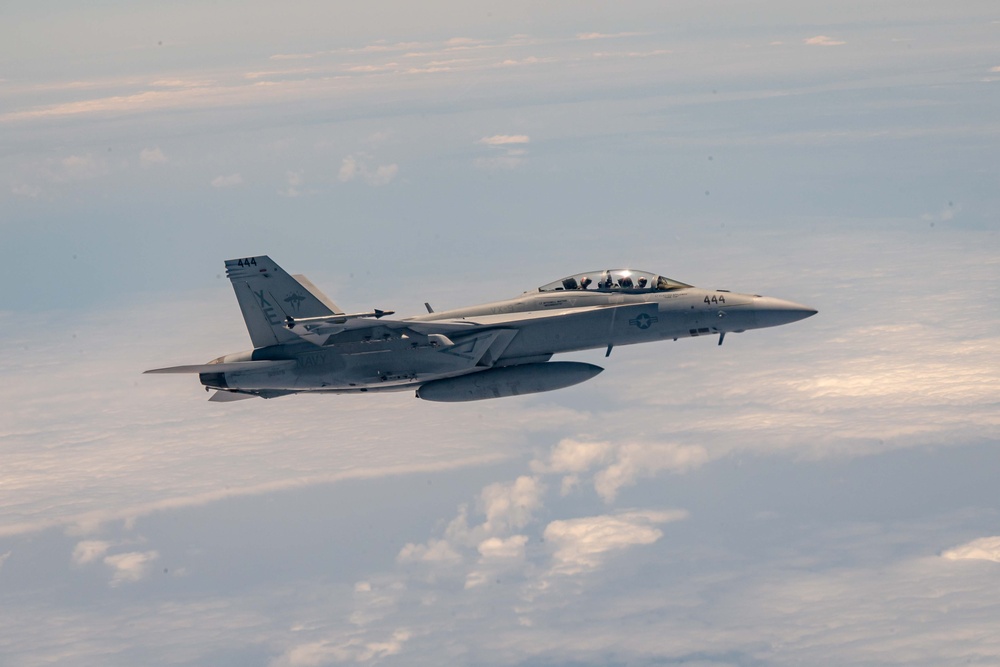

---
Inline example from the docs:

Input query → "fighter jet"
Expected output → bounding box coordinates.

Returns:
[146,256,816,402]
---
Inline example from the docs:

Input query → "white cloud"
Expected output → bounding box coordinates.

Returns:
[1,86,222,122]
[805,35,846,46]
[398,462,689,590]
[72,539,111,565]
[397,538,462,566]
[0,550,10,570]
[405,65,457,74]
[398,475,543,580]
[149,78,215,88]
[211,173,243,188]
[274,629,412,666]
[532,439,613,496]
[479,476,543,534]
[139,147,167,167]
[477,534,528,561]
[544,510,687,575]
[477,134,530,146]
[465,534,529,589]
[476,135,531,169]
[103,550,159,586]
[337,155,357,182]
[532,439,613,474]
[942,536,1000,563]
[347,578,406,628]
[532,439,710,503]
[594,443,710,503]
[338,155,397,185]
[498,57,544,67]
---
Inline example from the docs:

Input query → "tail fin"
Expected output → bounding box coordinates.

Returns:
[224,256,342,348]
[291,274,342,314]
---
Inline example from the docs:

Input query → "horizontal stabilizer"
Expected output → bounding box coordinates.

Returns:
[209,390,257,402]
[144,360,296,374]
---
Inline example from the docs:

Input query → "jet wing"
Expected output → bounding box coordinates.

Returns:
[287,304,655,347]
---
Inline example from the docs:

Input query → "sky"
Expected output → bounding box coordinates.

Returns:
[1,1,999,665]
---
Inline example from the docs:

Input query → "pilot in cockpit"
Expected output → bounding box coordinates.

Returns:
[580,276,592,289]
[637,276,647,289]
[619,275,634,288]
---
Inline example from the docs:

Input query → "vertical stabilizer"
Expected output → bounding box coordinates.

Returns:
[224,256,338,348]
[292,274,343,314]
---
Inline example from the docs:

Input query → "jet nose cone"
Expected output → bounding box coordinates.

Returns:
[753,296,817,328]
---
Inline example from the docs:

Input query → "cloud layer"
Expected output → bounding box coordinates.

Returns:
[2,2,999,665]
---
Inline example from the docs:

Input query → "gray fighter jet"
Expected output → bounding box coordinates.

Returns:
[146,256,816,402]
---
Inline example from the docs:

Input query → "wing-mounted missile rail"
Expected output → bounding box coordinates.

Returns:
[283,309,401,345]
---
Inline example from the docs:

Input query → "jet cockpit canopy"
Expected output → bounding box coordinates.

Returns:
[535,269,691,293]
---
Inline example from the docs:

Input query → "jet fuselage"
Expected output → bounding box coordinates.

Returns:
[147,259,816,402]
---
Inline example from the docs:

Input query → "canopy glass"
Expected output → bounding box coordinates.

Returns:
[536,270,691,293]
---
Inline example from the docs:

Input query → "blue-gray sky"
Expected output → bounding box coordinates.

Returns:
[1,2,999,665]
